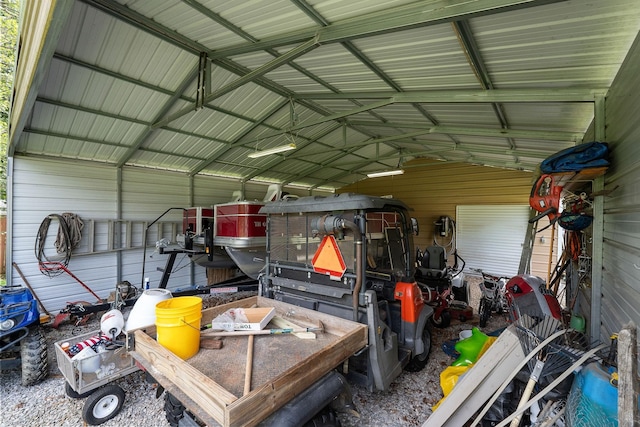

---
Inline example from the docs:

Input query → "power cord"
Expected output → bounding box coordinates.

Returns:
[35,212,84,277]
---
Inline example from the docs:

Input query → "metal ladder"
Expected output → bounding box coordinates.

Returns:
[518,208,539,275]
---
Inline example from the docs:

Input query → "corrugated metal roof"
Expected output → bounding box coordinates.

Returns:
[9,0,640,190]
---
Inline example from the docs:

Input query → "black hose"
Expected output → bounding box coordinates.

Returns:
[35,214,72,277]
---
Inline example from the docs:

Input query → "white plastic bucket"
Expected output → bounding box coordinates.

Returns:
[125,289,172,331]
[459,329,473,340]
[72,347,101,373]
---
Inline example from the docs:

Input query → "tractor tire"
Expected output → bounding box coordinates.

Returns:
[404,323,431,372]
[304,407,342,427]
[82,385,125,425]
[20,326,48,386]
[478,297,491,328]
[164,392,185,427]
[164,392,204,427]
[430,309,451,328]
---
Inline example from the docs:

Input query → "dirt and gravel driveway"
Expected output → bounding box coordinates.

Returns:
[1,277,508,427]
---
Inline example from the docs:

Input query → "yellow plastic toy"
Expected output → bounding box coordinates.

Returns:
[433,328,498,410]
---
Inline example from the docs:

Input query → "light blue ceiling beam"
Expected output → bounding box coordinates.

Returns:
[151,36,321,130]
[346,121,582,142]
[207,0,569,59]
[293,88,608,102]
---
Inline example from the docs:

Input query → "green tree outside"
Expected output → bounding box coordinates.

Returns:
[1,0,20,201]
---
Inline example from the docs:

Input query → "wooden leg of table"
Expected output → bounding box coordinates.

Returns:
[244,334,254,396]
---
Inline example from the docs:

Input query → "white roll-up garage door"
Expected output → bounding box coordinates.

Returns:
[456,205,529,277]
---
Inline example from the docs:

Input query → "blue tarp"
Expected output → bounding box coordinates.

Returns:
[540,142,609,173]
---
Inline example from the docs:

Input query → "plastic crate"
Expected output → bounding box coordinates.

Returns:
[54,330,138,395]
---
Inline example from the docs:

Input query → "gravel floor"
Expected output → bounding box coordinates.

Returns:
[1,278,508,427]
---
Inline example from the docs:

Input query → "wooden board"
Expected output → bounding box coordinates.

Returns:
[553,166,607,191]
[423,325,525,427]
[617,323,638,426]
[130,296,367,427]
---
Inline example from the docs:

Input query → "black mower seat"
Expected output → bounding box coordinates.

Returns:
[417,246,447,279]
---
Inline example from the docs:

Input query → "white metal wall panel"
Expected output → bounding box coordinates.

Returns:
[193,175,242,206]
[456,205,530,277]
[120,167,195,290]
[9,156,330,313]
[11,158,118,313]
[598,33,640,344]
[192,176,320,207]
[9,160,245,312]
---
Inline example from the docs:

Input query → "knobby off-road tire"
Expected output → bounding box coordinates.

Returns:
[164,393,204,427]
[164,392,185,427]
[478,297,491,328]
[304,407,342,427]
[20,326,48,386]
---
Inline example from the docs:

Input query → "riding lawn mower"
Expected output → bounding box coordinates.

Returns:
[415,216,472,328]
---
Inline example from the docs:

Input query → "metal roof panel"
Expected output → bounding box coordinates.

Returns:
[11,0,640,190]
[471,0,640,88]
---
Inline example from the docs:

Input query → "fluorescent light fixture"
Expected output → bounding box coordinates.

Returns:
[247,143,296,158]
[367,169,404,178]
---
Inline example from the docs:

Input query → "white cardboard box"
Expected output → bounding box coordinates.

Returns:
[211,307,276,331]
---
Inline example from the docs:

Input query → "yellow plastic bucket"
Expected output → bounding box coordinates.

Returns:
[155,296,202,360]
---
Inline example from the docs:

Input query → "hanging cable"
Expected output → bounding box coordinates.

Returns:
[56,212,84,253]
[35,213,84,277]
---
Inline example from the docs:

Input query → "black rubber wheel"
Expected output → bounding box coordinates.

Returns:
[164,392,204,427]
[164,392,185,427]
[404,323,431,372]
[478,297,491,328]
[20,326,48,386]
[430,309,451,328]
[65,381,93,399]
[304,407,342,427]
[82,385,125,425]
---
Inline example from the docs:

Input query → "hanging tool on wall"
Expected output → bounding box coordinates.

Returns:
[557,191,593,232]
[529,174,562,231]
[35,213,84,276]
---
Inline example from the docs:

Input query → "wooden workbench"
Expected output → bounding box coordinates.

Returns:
[129,296,367,427]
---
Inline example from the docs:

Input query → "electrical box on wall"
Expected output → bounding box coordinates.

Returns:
[435,216,451,237]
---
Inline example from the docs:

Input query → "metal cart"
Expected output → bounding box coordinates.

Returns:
[54,330,139,425]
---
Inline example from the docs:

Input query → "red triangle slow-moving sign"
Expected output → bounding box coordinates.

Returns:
[312,235,347,279]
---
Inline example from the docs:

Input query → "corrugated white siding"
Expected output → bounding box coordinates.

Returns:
[456,205,530,277]
[120,168,194,291]
[9,160,202,312]
[11,158,119,312]
[9,158,329,312]
[599,33,640,343]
